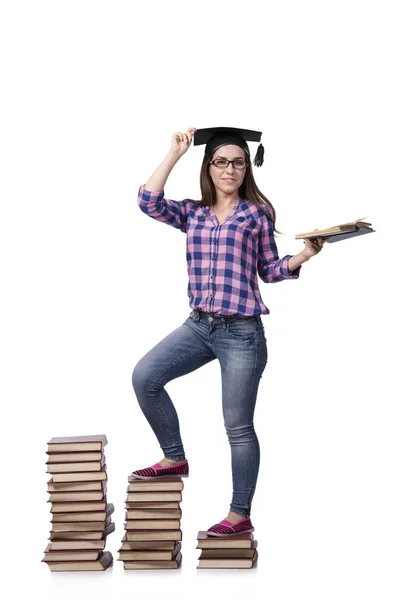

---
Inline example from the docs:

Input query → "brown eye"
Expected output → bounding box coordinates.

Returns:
[232,160,246,169]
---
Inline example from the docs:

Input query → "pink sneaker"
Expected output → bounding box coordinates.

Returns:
[206,517,254,537]
[131,459,189,480]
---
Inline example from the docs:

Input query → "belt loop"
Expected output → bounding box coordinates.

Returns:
[220,315,226,329]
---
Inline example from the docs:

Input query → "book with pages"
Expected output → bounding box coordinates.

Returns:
[295,217,375,243]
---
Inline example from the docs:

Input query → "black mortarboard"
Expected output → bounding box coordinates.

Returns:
[193,126,264,167]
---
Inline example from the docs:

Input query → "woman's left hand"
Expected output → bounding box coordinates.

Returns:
[302,230,326,259]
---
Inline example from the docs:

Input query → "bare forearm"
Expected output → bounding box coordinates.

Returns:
[144,150,181,193]
[288,251,309,272]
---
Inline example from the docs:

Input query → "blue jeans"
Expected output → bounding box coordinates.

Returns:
[131,308,268,518]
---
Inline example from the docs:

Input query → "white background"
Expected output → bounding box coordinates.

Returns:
[1,1,399,598]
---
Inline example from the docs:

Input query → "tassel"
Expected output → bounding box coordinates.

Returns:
[253,143,264,167]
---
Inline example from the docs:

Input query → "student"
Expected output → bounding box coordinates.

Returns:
[131,126,325,537]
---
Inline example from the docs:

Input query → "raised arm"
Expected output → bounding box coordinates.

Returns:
[137,128,197,233]
[137,183,191,233]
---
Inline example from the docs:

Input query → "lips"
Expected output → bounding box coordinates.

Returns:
[222,178,236,181]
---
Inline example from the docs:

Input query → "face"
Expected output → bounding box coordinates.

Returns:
[208,144,247,194]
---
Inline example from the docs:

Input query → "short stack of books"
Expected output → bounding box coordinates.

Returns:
[117,476,184,569]
[196,531,258,569]
[42,435,114,572]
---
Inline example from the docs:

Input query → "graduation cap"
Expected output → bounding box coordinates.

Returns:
[193,126,264,167]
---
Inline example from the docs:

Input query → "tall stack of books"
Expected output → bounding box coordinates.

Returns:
[42,435,114,572]
[117,476,184,569]
[196,531,258,569]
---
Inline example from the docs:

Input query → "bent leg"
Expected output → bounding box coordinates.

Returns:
[132,321,216,461]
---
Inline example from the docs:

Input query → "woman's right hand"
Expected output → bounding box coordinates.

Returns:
[170,128,197,158]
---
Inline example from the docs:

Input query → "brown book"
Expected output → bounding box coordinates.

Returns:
[51,501,107,513]
[125,501,180,509]
[48,480,106,493]
[47,456,105,474]
[51,503,114,522]
[42,544,101,561]
[45,538,107,551]
[51,465,107,483]
[198,549,258,569]
[127,477,184,491]
[127,491,182,502]
[44,550,113,571]
[125,508,181,519]
[50,523,115,540]
[49,489,106,502]
[199,540,258,558]
[119,534,177,550]
[196,530,254,549]
[118,541,181,562]
[123,551,182,570]
[50,531,104,541]
[50,517,112,532]
[47,435,108,453]
[52,511,107,523]
[47,452,103,463]
[295,217,375,243]
[125,529,182,542]
[124,519,180,530]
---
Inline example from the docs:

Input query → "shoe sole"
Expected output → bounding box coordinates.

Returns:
[206,527,254,537]
[130,473,189,480]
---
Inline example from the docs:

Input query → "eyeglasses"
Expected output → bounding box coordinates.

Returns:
[209,158,247,170]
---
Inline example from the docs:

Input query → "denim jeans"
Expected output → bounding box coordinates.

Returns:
[131,308,268,518]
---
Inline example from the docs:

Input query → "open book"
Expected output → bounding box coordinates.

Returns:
[295,218,375,243]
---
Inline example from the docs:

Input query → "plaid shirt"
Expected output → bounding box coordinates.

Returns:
[137,184,301,316]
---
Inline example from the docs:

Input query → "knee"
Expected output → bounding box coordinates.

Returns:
[131,358,160,398]
[131,359,149,396]
[224,422,256,441]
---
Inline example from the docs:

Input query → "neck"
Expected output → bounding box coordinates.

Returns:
[214,190,239,208]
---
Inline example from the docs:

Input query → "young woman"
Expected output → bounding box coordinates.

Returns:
[131,126,325,537]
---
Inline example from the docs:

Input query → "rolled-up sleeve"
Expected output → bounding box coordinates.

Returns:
[137,184,190,233]
[257,215,301,283]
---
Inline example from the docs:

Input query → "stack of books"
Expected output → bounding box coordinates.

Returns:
[42,435,114,572]
[196,531,258,569]
[117,476,184,569]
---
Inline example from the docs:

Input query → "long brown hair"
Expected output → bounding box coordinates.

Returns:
[193,153,283,236]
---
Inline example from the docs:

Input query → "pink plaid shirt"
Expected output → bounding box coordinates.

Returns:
[137,184,301,316]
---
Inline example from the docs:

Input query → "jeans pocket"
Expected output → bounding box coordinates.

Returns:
[226,318,258,340]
